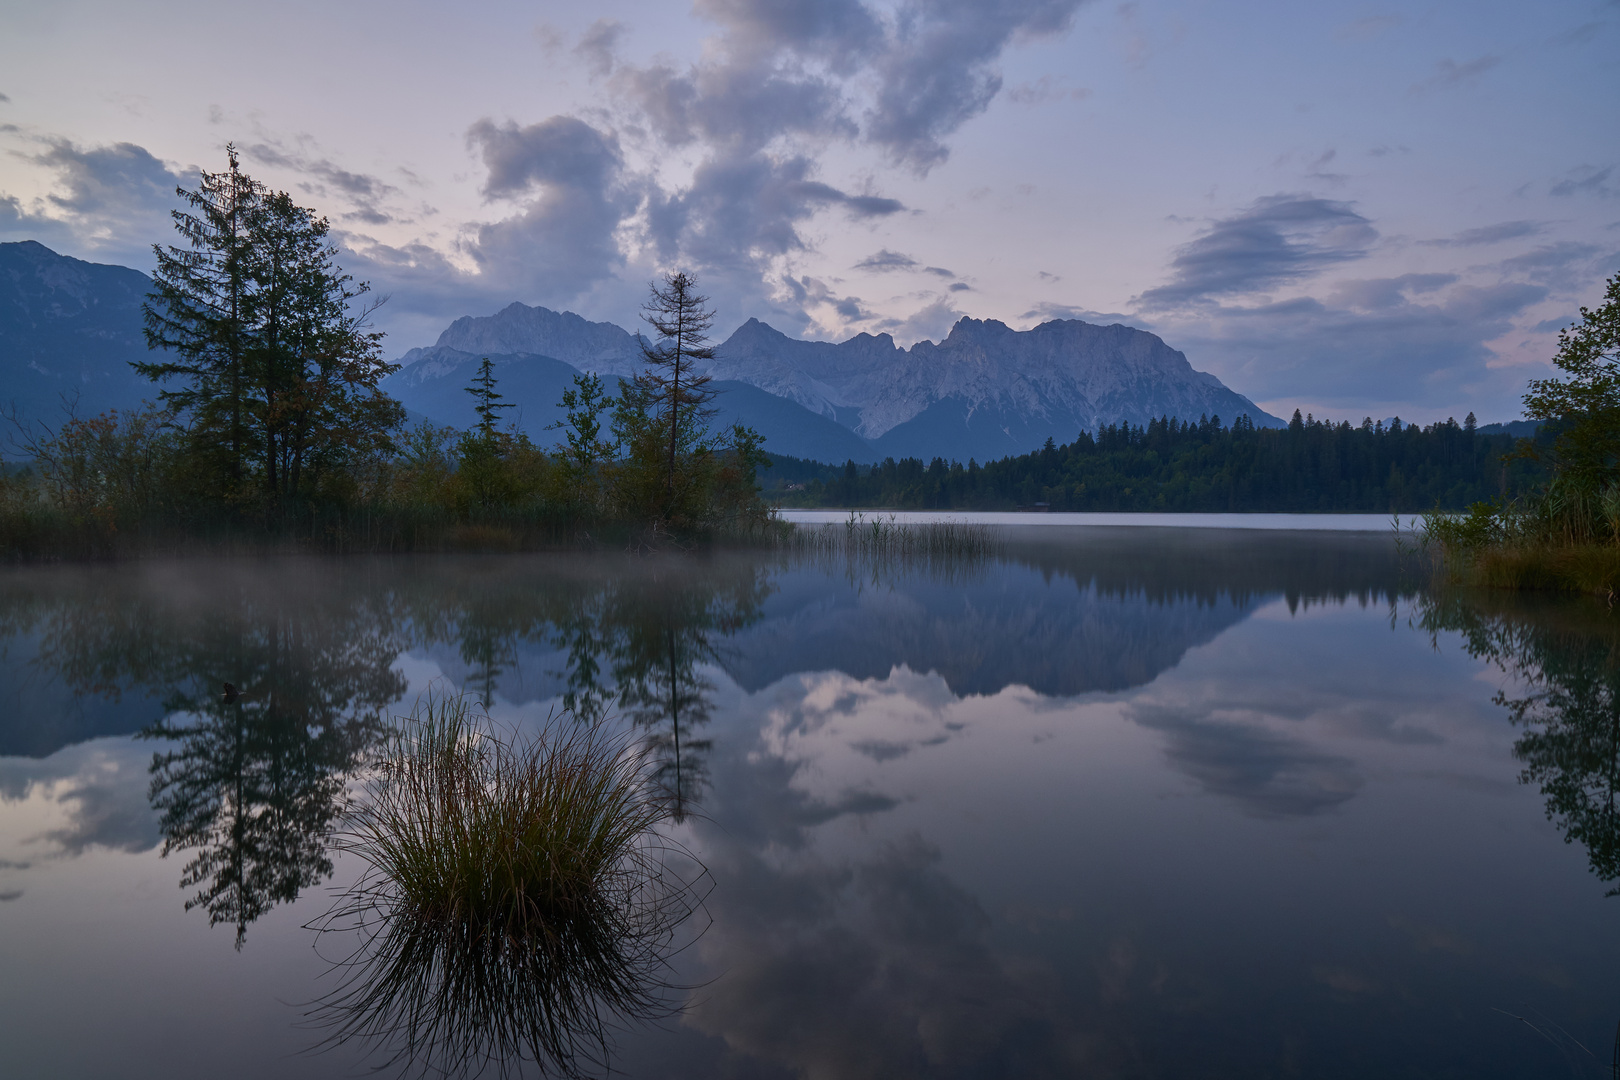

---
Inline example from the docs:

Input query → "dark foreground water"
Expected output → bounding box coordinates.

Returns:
[1,528,1617,1078]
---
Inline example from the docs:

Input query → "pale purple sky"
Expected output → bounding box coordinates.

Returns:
[2,0,1615,423]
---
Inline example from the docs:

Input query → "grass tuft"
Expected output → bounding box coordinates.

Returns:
[309,692,703,1078]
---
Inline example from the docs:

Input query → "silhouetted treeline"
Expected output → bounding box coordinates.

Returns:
[769,411,1550,512]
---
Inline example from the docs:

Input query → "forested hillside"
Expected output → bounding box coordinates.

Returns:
[767,411,1547,512]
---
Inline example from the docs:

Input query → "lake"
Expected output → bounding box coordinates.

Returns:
[1,525,1615,1079]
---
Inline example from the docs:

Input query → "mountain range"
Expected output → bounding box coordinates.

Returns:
[3,240,1282,463]
[390,300,1283,462]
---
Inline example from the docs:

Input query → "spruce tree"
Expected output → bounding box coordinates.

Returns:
[140,144,261,491]
[140,150,401,510]
[638,272,718,506]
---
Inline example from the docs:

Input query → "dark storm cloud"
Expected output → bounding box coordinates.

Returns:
[1418,220,1545,247]
[1129,703,1362,818]
[1136,194,1377,309]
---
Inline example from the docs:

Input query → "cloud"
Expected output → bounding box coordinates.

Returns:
[873,296,966,345]
[463,116,640,302]
[1418,220,1545,247]
[0,92,10,104]
[0,136,185,266]
[646,150,904,300]
[1151,280,1549,413]
[1005,75,1090,105]
[1130,702,1362,817]
[1335,15,1402,41]
[1547,21,1605,47]
[854,248,917,272]
[1496,240,1613,291]
[1135,194,1377,309]
[242,141,400,223]
[1550,164,1615,199]
[1327,273,1456,310]
[1408,55,1501,96]
[574,18,624,77]
[0,738,161,864]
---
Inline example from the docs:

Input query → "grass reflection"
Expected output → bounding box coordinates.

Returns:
[309,694,704,1078]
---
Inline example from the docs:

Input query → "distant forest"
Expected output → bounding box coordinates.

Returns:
[764,412,1549,513]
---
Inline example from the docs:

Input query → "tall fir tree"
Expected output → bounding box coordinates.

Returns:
[141,150,401,510]
[140,144,261,492]
[638,272,718,508]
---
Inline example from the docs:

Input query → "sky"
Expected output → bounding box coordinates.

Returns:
[1,0,1615,424]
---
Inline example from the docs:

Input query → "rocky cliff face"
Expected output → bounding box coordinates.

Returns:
[385,299,1280,462]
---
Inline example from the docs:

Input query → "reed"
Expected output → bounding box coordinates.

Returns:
[310,693,702,1078]
[783,511,999,561]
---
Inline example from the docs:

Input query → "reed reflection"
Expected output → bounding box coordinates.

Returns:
[1420,592,1620,891]
[310,696,703,1080]
[425,559,772,822]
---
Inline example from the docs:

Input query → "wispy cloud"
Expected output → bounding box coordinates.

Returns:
[1418,220,1545,247]
[1409,55,1501,96]
[1135,194,1377,309]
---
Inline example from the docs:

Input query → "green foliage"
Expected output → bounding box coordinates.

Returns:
[4,241,767,554]
[140,147,402,512]
[775,412,1538,512]
[1419,274,1620,591]
[1523,272,1620,504]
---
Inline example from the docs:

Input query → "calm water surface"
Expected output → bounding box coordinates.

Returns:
[1,528,1616,1078]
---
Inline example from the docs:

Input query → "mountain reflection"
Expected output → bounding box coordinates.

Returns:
[1420,592,1620,892]
[0,533,1406,941]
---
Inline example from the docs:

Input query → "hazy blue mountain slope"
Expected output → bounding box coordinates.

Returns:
[383,350,879,463]
[0,241,167,429]
[405,300,1282,463]
[384,349,581,435]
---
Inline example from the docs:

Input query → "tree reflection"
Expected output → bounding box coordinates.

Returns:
[14,567,405,945]
[2,557,769,942]
[139,608,401,947]
[1419,592,1620,891]
[420,558,773,823]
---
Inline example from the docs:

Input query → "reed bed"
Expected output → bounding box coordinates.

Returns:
[309,693,703,1079]
[783,511,1000,560]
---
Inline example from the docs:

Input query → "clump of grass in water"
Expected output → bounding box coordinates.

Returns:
[308,692,703,1079]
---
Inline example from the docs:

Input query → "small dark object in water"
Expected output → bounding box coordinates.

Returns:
[221,682,240,704]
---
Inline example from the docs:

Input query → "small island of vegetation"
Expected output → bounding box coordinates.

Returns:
[0,150,775,558]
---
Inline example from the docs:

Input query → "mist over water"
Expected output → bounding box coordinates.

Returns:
[0,529,1615,1078]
